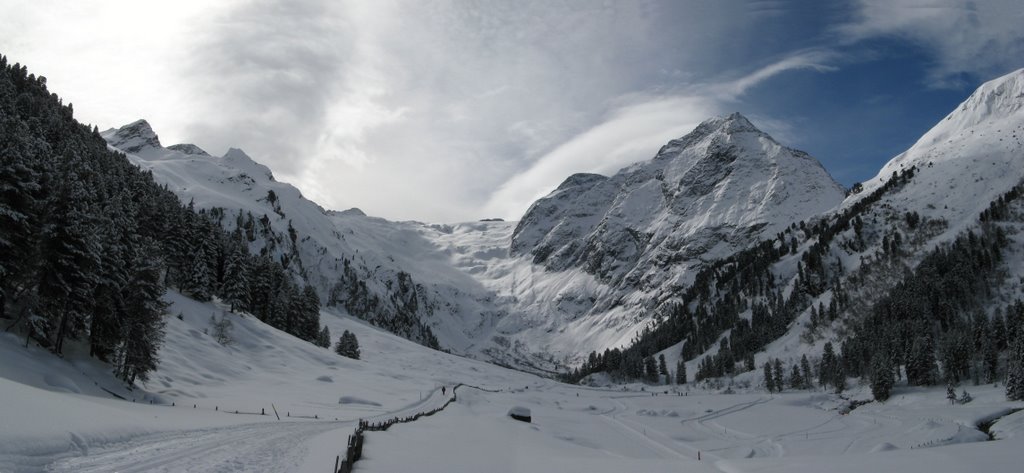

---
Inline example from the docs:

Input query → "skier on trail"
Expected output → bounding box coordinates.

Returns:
[442,386,446,396]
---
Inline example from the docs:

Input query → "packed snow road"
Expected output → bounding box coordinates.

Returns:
[41,421,346,473]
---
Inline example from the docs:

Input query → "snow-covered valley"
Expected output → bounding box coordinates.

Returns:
[3,291,1023,472]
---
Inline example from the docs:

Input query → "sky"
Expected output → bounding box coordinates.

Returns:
[1,0,1022,223]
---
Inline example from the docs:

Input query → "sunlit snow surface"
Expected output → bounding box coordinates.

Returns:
[2,291,1022,472]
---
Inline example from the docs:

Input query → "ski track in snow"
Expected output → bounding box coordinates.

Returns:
[45,421,343,473]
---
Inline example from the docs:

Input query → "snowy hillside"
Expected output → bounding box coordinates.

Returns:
[850,68,1024,237]
[102,121,508,352]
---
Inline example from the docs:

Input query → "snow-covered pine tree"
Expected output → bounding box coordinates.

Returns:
[906,336,937,386]
[335,330,361,359]
[37,173,100,355]
[676,359,687,385]
[221,247,249,312]
[334,332,347,356]
[113,238,167,384]
[299,285,321,342]
[317,326,331,348]
[644,356,658,383]
[800,354,813,389]
[763,362,775,393]
[184,246,212,302]
[658,354,668,382]
[789,364,803,389]
[773,359,784,392]
[1007,331,1024,401]
[870,354,893,401]
[347,331,360,360]
[819,342,837,388]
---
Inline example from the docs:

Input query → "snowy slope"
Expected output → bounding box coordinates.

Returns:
[6,289,1022,472]
[0,290,539,472]
[102,121,506,353]
[849,68,1024,236]
[669,68,1024,393]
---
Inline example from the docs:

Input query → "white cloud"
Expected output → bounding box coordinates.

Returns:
[0,0,848,222]
[838,0,1024,87]
[482,96,717,220]
[484,51,840,220]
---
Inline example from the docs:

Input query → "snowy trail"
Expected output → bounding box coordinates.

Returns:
[44,421,346,473]
[39,388,459,472]
[600,397,697,461]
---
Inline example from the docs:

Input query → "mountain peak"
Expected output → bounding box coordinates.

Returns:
[105,119,161,154]
[167,143,211,157]
[698,112,759,135]
[951,68,1024,124]
[223,148,276,182]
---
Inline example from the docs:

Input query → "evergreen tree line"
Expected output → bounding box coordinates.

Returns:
[844,218,1024,401]
[0,56,326,384]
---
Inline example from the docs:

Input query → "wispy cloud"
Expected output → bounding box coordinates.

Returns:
[485,50,840,219]
[837,0,1024,88]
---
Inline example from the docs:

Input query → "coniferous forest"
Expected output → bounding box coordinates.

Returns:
[0,56,325,384]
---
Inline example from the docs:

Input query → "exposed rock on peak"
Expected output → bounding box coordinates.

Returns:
[512,113,845,285]
[104,119,161,154]
[167,143,211,157]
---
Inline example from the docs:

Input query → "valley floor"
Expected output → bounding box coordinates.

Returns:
[2,292,1023,472]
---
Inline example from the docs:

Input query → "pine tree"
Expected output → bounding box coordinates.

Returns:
[210,313,233,345]
[676,359,687,385]
[800,354,813,389]
[299,285,321,341]
[220,248,249,312]
[763,361,775,393]
[906,336,937,386]
[335,330,350,357]
[37,175,100,354]
[658,354,668,383]
[346,331,360,360]
[819,342,837,389]
[317,326,331,349]
[789,364,803,389]
[644,356,659,383]
[773,358,784,392]
[114,239,167,384]
[1007,331,1024,401]
[184,246,212,302]
[982,336,999,383]
[870,354,893,402]
[336,330,361,360]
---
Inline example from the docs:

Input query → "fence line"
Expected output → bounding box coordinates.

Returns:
[334,383,503,473]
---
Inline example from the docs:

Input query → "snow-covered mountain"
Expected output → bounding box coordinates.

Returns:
[101,121,504,352]
[100,68,1024,373]
[512,113,845,278]
[101,114,847,370]
[642,68,1024,393]
[850,68,1024,234]
[447,113,845,364]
